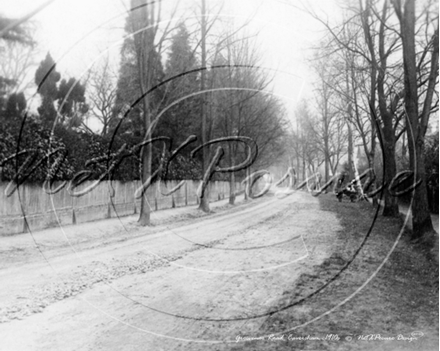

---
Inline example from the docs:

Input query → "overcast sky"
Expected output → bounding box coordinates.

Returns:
[2,0,341,127]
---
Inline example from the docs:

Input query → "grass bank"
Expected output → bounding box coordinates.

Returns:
[233,193,439,351]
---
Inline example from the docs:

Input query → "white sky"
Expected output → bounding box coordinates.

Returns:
[2,0,341,129]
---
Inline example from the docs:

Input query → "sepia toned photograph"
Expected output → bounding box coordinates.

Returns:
[0,0,438,350]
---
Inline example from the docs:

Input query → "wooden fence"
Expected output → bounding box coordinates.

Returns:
[0,180,242,236]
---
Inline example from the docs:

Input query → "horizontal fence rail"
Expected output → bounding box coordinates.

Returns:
[0,180,242,236]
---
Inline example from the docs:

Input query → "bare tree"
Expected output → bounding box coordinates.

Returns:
[292,100,325,179]
[305,0,438,240]
[311,58,348,181]
[192,1,259,211]
[306,1,409,215]
[123,0,180,225]
[198,0,210,212]
[0,38,38,95]
[357,0,404,216]
[203,29,288,203]
[392,0,439,240]
[87,56,118,136]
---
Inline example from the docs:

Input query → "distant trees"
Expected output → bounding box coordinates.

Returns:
[0,47,75,182]
[35,53,88,129]
[35,52,60,126]
[291,101,317,180]
[0,19,92,185]
[109,1,289,221]
[57,77,88,128]
[0,17,35,126]
[312,58,348,181]
[0,15,33,44]
[153,22,200,151]
[291,61,348,184]
[207,32,287,203]
[291,99,337,180]
[0,28,38,95]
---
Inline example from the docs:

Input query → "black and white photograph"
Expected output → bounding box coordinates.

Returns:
[0,0,438,350]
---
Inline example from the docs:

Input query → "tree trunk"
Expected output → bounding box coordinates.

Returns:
[302,149,306,181]
[347,122,355,180]
[244,167,250,200]
[345,59,355,180]
[360,1,379,207]
[198,0,210,212]
[381,131,399,217]
[375,1,399,217]
[323,115,329,183]
[324,152,329,184]
[138,131,152,225]
[138,71,152,225]
[229,144,236,205]
[397,0,435,239]
[136,1,154,226]
[364,153,378,205]
[410,141,433,238]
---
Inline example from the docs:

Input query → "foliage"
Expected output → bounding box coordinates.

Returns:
[35,53,61,126]
[35,53,89,129]
[155,23,200,149]
[1,92,26,127]
[111,0,165,140]
[0,118,74,182]
[207,33,289,173]
[57,77,89,128]
[0,77,16,112]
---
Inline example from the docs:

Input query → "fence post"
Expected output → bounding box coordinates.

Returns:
[21,186,28,233]
[133,181,137,214]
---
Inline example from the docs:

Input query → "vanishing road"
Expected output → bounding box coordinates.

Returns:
[0,190,342,351]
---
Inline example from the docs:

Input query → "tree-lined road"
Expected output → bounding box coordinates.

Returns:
[0,191,342,350]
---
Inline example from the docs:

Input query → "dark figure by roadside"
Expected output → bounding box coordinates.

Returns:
[335,173,358,202]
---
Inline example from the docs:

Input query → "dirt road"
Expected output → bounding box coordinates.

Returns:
[0,191,343,350]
